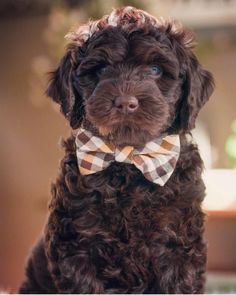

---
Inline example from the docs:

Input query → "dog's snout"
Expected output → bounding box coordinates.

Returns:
[114,96,139,113]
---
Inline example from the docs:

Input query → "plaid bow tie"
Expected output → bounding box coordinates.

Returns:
[75,128,180,186]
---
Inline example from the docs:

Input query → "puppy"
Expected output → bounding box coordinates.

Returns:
[19,6,214,294]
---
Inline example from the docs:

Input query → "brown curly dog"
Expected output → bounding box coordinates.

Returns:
[19,6,214,294]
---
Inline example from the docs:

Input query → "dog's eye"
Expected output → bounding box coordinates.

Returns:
[150,65,162,76]
[96,66,107,76]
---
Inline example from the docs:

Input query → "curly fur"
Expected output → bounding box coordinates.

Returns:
[19,6,214,294]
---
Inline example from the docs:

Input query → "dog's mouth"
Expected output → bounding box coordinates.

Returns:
[83,117,164,148]
[84,110,170,148]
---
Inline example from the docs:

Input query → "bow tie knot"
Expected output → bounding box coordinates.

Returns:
[75,128,180,186]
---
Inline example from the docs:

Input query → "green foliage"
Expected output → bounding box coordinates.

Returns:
[225,119,236,167]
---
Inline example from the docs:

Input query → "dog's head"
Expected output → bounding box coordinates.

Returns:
[47,6,214,147]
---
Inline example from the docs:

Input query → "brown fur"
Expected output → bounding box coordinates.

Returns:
[19,7,214,294]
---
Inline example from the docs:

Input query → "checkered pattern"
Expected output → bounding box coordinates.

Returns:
[75,128,180,186]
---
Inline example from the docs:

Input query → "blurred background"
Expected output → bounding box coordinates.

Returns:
[0,0,236,293]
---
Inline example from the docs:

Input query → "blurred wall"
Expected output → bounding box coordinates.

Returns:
[0,14,69,291]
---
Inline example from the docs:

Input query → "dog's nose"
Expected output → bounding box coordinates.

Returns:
[114,96,139,113]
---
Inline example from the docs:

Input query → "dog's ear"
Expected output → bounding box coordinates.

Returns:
[177,55,214,131]
[46,46,84,129]
[167,24,215,132]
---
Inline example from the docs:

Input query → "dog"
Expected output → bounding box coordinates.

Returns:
[19,6,214,294]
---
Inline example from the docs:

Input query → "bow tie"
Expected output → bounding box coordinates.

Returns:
[75,128,180,186]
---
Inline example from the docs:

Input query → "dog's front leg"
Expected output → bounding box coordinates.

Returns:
[44,211,106,293]
[150,237,207,294]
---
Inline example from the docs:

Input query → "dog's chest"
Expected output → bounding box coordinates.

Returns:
[75,162,178,238]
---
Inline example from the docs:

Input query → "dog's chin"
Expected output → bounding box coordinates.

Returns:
[98,123,161,148]
[83,117,165,148]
